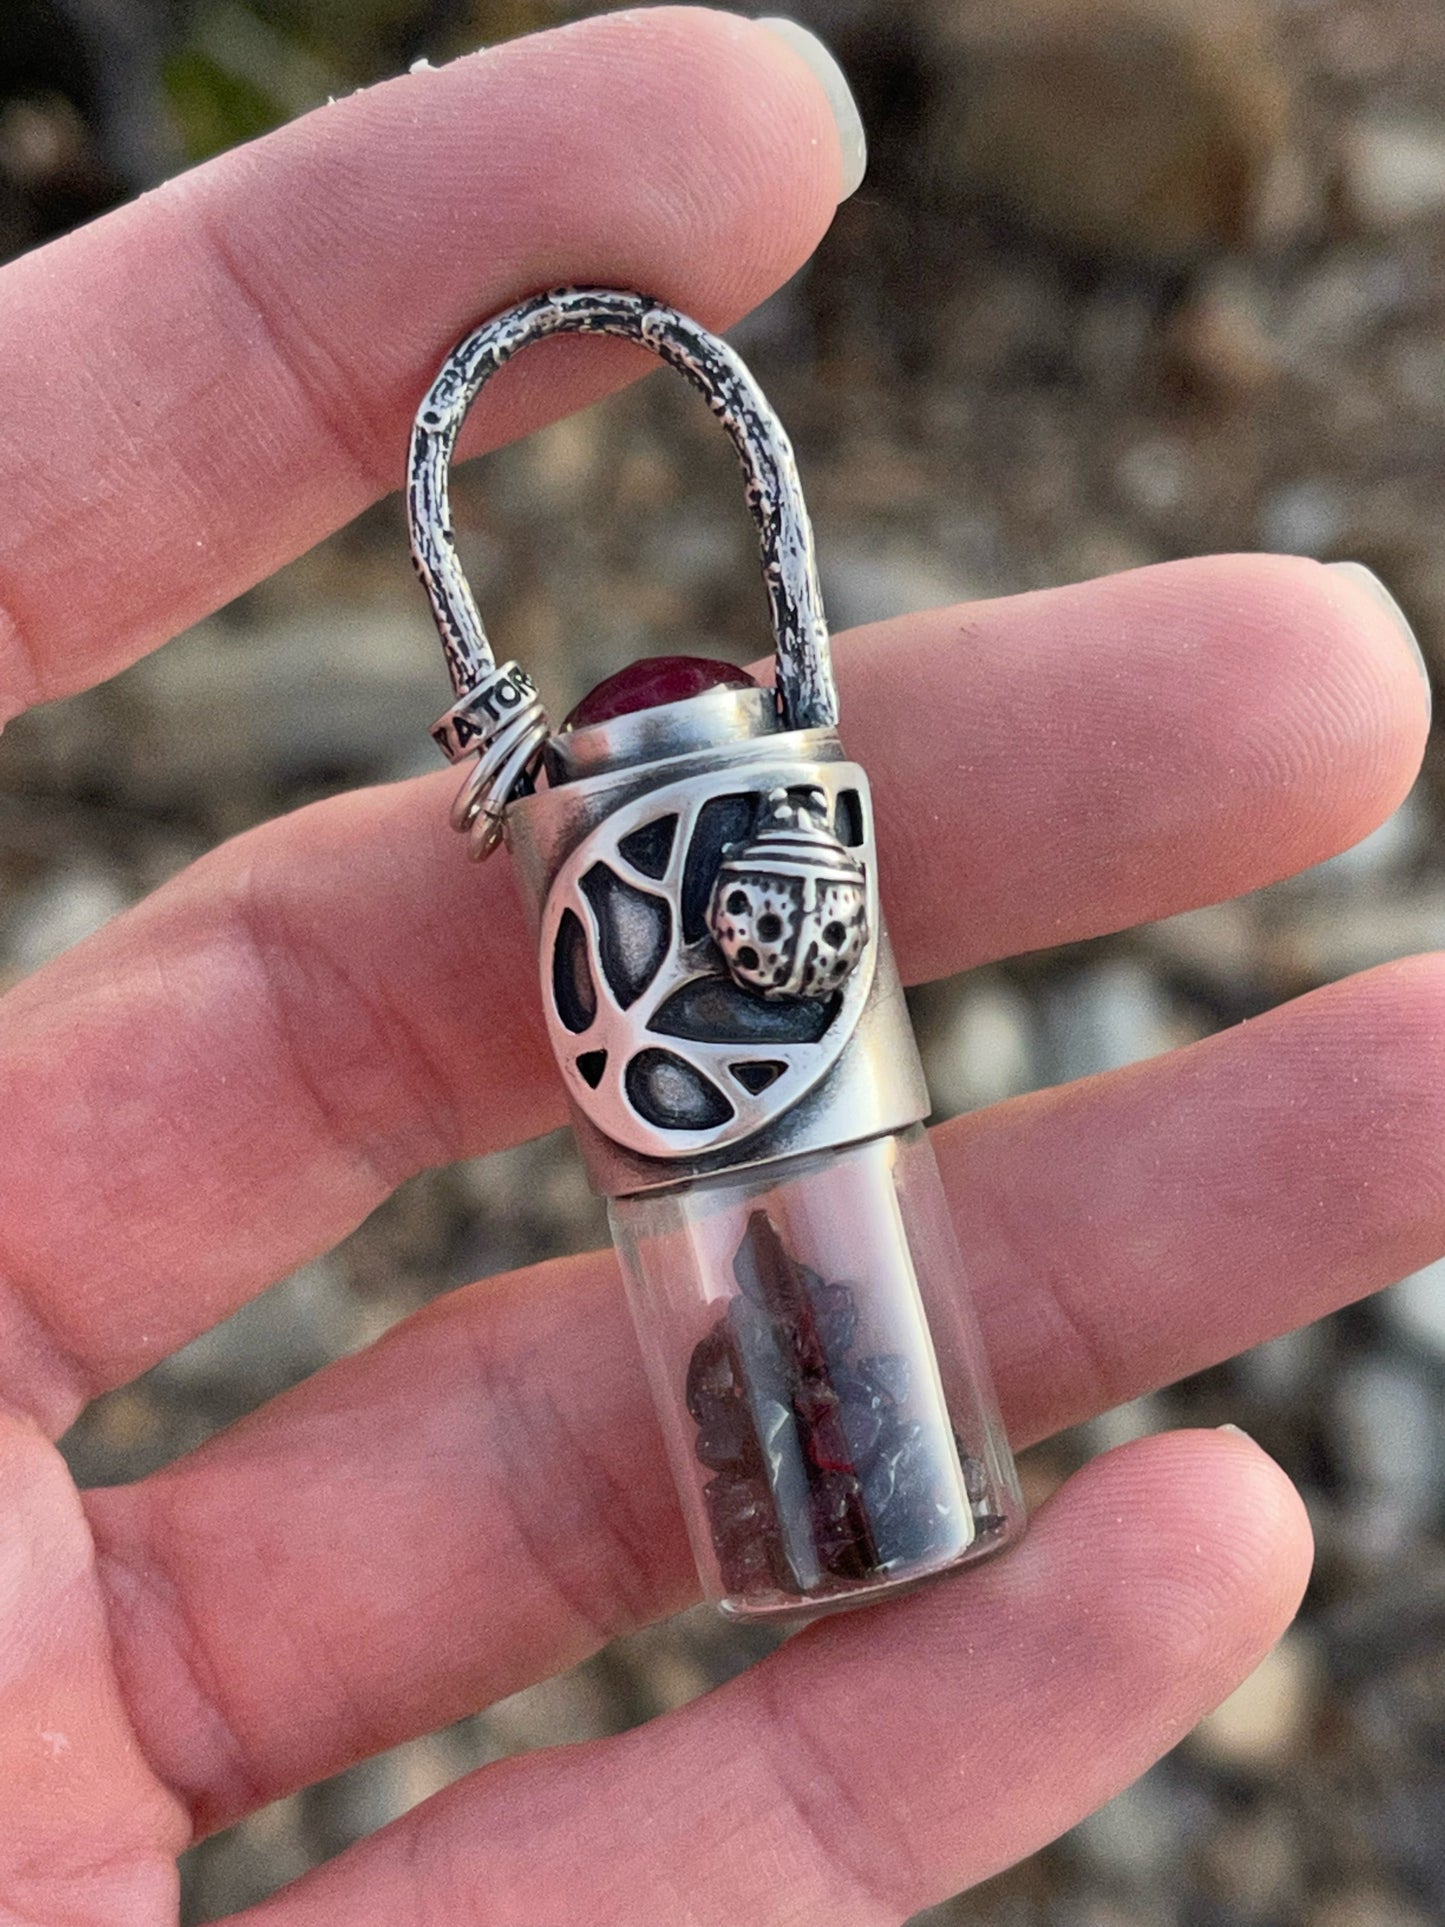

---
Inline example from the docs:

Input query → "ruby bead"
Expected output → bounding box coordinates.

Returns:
[562,655,757,731]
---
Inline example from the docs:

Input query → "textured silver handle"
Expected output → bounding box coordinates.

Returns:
[407,286,838,734]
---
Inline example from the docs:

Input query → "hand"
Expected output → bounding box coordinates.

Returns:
[0,10,1434,1923]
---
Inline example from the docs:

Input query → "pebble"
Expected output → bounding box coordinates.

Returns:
[454,1129,607,1279]
[922,0,1301,261]
[1070,1767,1189,1885]
[1281,888,1445,981]
[1344,115,1445,229]
[925,973,1038,1115]
[1191,1631,1319,1769]
[125,609,443,793]
[1113,436,1197,521]
[4,863,134,977]
[1379,1258,1445,1364]
[1199,1802,1300,1913]
[1167,265,1281,399]
[322,1732,462,1837]
[180,1792,312,1917]
[1297,795,1428,888]
[1310,1890,1435,1927]
[1143,901,1266,990]
[153,1256,360,1401]
[1332,1356,1443,1549]
[1235,1323,1333,1404]
[1077,1392,1167,1456]
[1038,960,1183,1084]
[479,1665,621,1756]
[1274,250,1409,365]
[820,545,982,630]
[1258,478,1349,556]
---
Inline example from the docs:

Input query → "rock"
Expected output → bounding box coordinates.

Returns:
[153,1255,360,1402]
[923,973,1037,1116]
[1200,1802,1301,1914]
[124,607,443,799]
[1144,901,1266,992]
[1279,889,1445,980]
[4,863,134,977]
[1310,1891,1435,1927]
[1299,795,1428,888]
[1344,115,1445,230]
[1038,959,1185,1084]
[454,1130,607,1281]
[1380,1259,1445,1364]
[1332,1356,1443,1553]
[1191,1630,1319,1769]
[1167,264,1281,399]
[922,0,1304,262]
[323,1733,462,1837]
[1236,1322,1333,1403]
[1113,436,1198,522]
[1272,249,1410,367]
[1258,478,1349,556]
[1070,1767,1191,1885]
[479,1664,620,1756]
[1079,1392,1168,1456]
[819,544,983,630]
[181,1792,312,1918]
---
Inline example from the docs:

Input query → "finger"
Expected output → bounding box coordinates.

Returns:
[1,555,1425,1430]
[0,1410,186,1920]
[223,1433,1310,1926]
[0,7,847,717]
[84,955,1443,1834]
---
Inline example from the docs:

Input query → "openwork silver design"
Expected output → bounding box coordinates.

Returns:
[407,287,838,857]
[539,762,876,1160]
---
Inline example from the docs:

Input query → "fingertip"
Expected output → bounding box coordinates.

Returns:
[1114,551,1429,864]
[1325,561,1431,712]
[1249,552,1429,785]
[1032,1428,1314,1698]
[1203,1424,1316,1629]
[490,6,849,310]
[754,16,867,200]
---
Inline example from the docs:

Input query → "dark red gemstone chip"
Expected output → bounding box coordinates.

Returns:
[562,655,757,731]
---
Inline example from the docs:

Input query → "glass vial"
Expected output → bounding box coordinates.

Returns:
[610,1125,1024,1620]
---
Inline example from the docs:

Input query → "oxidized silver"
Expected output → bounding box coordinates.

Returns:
[535,758,876,1163]
[431,661,540,762]
[707,786,869,999]
[408,288,927,1196]
[408,287,838,854]
[505,713,926,1197]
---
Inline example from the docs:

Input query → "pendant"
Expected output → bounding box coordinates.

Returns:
[407,288,1025,1620]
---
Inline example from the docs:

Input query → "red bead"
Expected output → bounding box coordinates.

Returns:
[563,655,757,731]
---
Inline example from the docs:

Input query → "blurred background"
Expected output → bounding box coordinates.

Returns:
[2,0,1443,1921]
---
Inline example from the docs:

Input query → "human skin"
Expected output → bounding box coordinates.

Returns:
[0,10,1436,1924]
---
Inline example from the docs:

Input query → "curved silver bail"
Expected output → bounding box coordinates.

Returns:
[406,287,839,858]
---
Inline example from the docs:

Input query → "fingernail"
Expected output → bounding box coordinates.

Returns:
[1327,561,1431,719]
[757,17,867,201]
[1217,1423,1257,1443]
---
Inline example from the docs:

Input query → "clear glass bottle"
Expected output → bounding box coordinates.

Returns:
[611,1126,1024,1620]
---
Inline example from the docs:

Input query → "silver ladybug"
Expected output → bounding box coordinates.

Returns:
[707,787,869,1000]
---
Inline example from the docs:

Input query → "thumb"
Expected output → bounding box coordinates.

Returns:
[0,1409,185,1920]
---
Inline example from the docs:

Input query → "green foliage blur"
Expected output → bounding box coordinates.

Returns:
[164,1,585,161]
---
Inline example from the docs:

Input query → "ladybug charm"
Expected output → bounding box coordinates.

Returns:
[708,786,869,1000]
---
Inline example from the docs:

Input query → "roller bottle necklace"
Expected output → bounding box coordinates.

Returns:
[407,288,1025,1620]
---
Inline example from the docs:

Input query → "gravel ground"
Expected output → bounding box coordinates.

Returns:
[1,2,1443,1921]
